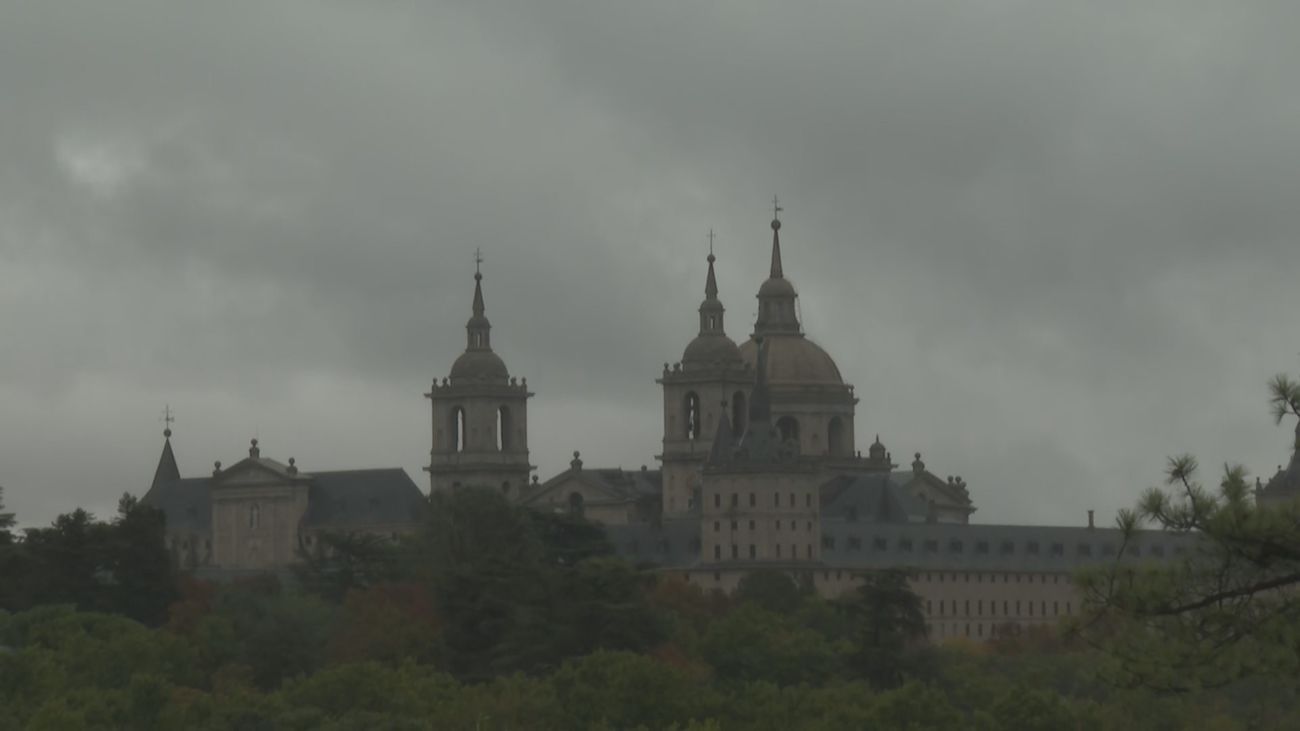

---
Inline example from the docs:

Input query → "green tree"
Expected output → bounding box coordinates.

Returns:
[294,531,402,602]
[0,486,14,545]
[700,603,838,686]
[734,569,804,615]
[841,569,930,688]
[1079,373,1300,689]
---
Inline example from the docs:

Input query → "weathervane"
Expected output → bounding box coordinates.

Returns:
[707,228,716,256]
[772,195,783,222]
[474,247,484,275]
[161,404,175,438]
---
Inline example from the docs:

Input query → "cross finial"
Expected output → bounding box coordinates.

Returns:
[474,247,484,276]
[161,404,175,438]
[771,195,782,222]
[707,228,716,256]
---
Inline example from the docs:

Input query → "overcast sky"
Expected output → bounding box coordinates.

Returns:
[3,1,1298,529]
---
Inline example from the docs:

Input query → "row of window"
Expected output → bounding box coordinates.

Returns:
[823,534,1184,559]
[712,492,815,509]
[926,598,1072,619]
[713,519,814,533]
[712,543,815,560]
[922,572,1062,585]
[931,622,1044,640]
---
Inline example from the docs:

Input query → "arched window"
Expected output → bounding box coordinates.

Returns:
[249,503,260,529]
[496,406,511,451]
[731,391,746,434]
[828,417,846,457]
[776,416,799,444]
[684,392,701,440]
[567,492,585,518]
[451,407,466,452]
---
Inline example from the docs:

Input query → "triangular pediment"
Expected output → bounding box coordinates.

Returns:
[523,469,630,506]
[212,456,302,488]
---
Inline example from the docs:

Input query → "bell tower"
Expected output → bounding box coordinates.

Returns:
[657,235,753,517]
[426,256,533,495]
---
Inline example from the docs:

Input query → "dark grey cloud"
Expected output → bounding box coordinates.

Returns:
[2,1,1298,528]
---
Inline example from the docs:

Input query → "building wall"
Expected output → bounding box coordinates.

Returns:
[210,479,310,570]
[700,471,821,563]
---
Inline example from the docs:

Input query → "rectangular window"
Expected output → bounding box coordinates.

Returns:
[731,544,738,559]
[714,545,721,560]
[749,493,756,507]
[775,493,781,507]
[749,520,755,530]
[775,520,781,531]
[1000,541,1015,555]
[1051,542,1064,556]
[775,544,782,558]
[975,541,989,554]
[964,599,970,615]
[713,521,720,532]
[899,539,913,552]
[805,493,812,508]
[978,599,983,615]
[927,599,932,616]
[730,493,738,507]
[731,520,738,531]
[949,540,964,554]
[714,494,721,508]
[806,544,813,559]
[1016,600,1022,615]
[848,536,862,550]
[748,544,756,559]
[923,539,938,553]
[873,537,887,551]
[1027,541,1040,555]
[1078,543,1093,557]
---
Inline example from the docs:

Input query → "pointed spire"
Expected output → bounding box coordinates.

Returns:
[698,232,725,336]
[466,250,492,351]
[151,423,180,491]
[753,200,801,335]
[769,196,784,278]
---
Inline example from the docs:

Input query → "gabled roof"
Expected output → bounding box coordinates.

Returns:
[524,464,662,507]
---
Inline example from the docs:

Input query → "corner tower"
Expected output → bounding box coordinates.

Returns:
[426,260,533,495]
[657,237,753,516]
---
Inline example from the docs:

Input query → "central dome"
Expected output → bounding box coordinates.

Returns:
[739,334,843,385]
[450,349,509,383]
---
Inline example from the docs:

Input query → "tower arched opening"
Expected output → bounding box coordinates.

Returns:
[684,392,701,441]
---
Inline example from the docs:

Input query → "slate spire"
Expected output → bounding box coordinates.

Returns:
[466,249,492,351]
[151,425,180,491]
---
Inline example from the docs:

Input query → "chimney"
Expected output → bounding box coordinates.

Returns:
[1087,510,1095,529]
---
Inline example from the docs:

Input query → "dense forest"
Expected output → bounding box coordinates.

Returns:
[1,484,1297,730]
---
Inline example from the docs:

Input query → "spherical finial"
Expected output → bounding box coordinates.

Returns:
[163,428,172,439]
[573,450,580,460]
[707,252,716,264]
[251,438,259,447]
[915,452,921,460]
[771,218,781,231]
[288,457,296,466]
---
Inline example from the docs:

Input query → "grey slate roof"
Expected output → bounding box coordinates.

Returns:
[302,469,426,528]
[142,477,211,534]
[142,468,425,536]
[820,471,929,523]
